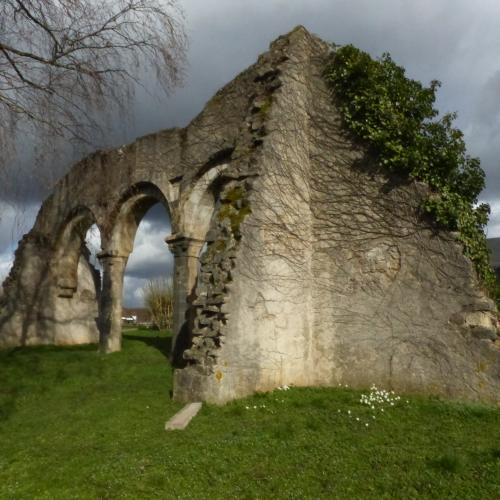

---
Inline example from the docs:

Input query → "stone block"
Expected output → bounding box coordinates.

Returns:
[165,402,203,431]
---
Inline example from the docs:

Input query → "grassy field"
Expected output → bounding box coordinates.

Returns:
[0,328,499,499]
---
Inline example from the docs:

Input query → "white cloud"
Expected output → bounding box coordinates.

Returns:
[485,200,500,238]
[0,201,40,254]
[123,276,148,308]
[0,252,13,285]
[125,218,173,280]
[122,206,173,306]
[85,224,102,269]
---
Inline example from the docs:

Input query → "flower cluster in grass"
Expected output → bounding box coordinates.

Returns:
[241,384,410,427]
[244,385,290,410]
[360,385,403,408]
[337,384,409,427]
[245,404,267,410]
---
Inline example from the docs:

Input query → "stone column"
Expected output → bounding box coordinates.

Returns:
[97,252,128,353]
[165,234,205,363]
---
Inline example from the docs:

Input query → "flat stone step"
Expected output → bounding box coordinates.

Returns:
[165,402,203,431]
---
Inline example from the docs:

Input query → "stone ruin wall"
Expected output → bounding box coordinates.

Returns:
[0,45,260,350]
[174,28,499,404]
[1,27,499,404]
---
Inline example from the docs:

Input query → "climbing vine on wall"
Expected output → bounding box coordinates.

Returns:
[323,45,498,302]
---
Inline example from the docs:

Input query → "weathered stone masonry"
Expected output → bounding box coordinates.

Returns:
[1,27,498,404]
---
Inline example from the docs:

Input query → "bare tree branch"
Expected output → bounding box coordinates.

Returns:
[0,0,187,191]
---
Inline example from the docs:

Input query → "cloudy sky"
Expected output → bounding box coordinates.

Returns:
[1,0,500,306]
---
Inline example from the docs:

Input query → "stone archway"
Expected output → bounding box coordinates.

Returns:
[53,206,101,299]
[49,207,102,345]
[166,166,224,365]
[0,205,103,347]
[1,27,498,404]
[98,182,173,353]
[98,176,220,358]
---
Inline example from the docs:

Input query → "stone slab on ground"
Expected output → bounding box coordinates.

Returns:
[165,402,203,431]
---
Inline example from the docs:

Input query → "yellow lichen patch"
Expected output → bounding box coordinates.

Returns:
[476,361,489,373]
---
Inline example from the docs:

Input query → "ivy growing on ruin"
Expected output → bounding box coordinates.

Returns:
[323,45,498,303]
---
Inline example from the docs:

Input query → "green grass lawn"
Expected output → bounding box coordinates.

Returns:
[0,328,499,499]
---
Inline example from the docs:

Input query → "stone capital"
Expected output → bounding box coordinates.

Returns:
[96,250,128,262]
[165,233,205,258]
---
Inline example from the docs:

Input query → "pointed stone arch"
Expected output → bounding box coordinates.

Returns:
[47,206,102,345]
[53,205,101,299]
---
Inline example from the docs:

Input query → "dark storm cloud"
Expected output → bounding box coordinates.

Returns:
[2,0,500,299]
[464,69,500,203]
[487,201,500,238]
[7,0,500,208]
[0,202,38,250]
[140,203,172,231]
[133,0,500,218]
[125,257,173,281]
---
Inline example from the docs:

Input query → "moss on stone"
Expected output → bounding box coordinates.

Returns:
[258,96,273,118]
[218,186,252,239]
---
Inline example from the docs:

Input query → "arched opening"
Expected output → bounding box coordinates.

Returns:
[50,207,102,345]
[101,175,223,362]
[122,202,173,355]
[54,208,97,296]
[101,182,173,353]
[85,224,102,275]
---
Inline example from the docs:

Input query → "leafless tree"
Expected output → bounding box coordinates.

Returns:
[0,0,187,179]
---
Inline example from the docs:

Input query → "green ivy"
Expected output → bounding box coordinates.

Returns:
[323,44,497,301]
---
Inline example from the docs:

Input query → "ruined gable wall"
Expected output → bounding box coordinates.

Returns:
[175,27,498,404]
[306,41,499,402]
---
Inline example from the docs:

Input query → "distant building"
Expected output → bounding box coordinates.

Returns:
[121,308,152,325]
[487,238,500,282]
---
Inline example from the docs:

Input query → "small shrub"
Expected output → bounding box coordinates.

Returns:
[142,278,174,330]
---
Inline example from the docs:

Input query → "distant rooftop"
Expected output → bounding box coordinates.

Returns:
[122,307,151,324]
[487,238,500,268]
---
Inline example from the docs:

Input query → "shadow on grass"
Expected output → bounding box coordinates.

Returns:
[0,387,18,423]
[122,330,173,360]
[0,331,173,424]
[0,347,47,424]
[428,453,465,474]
